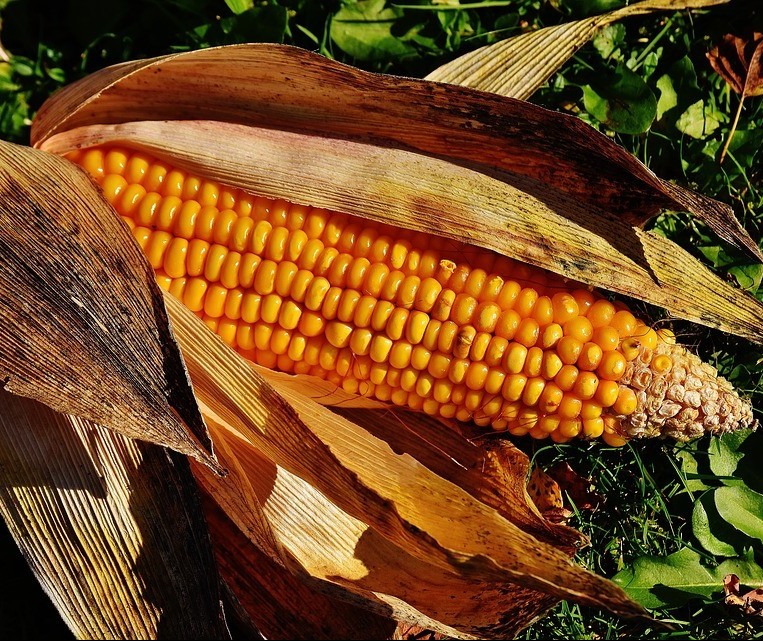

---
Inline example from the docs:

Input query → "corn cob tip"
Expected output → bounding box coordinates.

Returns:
[619,342,756,442]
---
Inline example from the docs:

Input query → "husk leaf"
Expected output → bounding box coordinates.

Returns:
[32,42,760,262]
[193,417,561,639]
[201,491,402,640]
[426,0,730,98]
[164,292,647,625]
[0,389,229,639]
[0,140,219,469]
[42,119,763,343]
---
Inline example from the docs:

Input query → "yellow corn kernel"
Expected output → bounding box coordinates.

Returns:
[503,343,528,374]
[652,354,673,373]
[502,374,528,402]
[592,326,620,352]
[554,364,579,392]
[552,292,580,323]
[557,336,583,366]
[611,310,637,337]
[598,350,627,381]
[613,387,638,415]
[538,383,563,414]
[587,299,616,329]
[523,346,544,378]
[559,418,582,438]
[573,371,599,400]
[577,341,603,371]
[558,394,582,419]
[620,337,642,361]
[563,316,593,342]
[541,323,564,349]
[539,414,561,433]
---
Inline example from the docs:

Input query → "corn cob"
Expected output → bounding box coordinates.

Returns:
[68,145,755,446]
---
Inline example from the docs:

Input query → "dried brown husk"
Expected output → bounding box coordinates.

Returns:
[0,389,229,639]
[32,41,759,264]
[202,493,399,640]
[0,141,218,469]
[34,45,763,341]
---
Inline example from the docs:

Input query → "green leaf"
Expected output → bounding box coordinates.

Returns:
[708,429,753,478]
[219,5,289,43]
[331,0,418,62]
[613,548,763,610]
[655,73,677,121]
[729,264,763,294]
[225,0,253,14]
[693,490,752,557]
[564,0,626,18]
[582,63,656,134]
[592,24,624,60]
[675,100,723,139]
[715,486,763,542]
[676,448,711,495]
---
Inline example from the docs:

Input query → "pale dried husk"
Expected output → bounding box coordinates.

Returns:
[427,0,731,99]
[34,45,763,342]
[0,390,229,639]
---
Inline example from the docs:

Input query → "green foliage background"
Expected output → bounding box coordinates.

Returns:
[1,0,762,638]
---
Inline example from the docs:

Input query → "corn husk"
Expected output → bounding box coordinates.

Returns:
[427,0,730,99]
[0,143,218,470]
[0,390,229,639]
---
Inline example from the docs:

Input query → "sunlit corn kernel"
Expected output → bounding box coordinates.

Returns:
[557,336,583,365]
[501,374,528,402]
[541,323,564,349]
[558,394,582,419]
[523,346,544,377]
[551,292,579,324]
[563,316,593,342]
[580,400,603,420]
[620,337,641,361]
[598,350,626,381]
[577,342,603,371]
[613,387,638,415]
[521,377,546,407]
[538,414,561,433]
[554,364,579,392]
[587,299,616,328]
[503,343,528,374]
[559,418,582,438]
[592,326,620,352]
[651,354,673,373]
[515,317,540,347]
[538,383,564,414]
[582,417,605,438]
[572,371,599,400]
[495,309,521,340]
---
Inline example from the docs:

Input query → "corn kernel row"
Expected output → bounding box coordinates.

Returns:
[70,145,677,445]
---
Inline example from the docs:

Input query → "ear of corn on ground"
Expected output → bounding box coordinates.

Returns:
[68,145,755,446]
